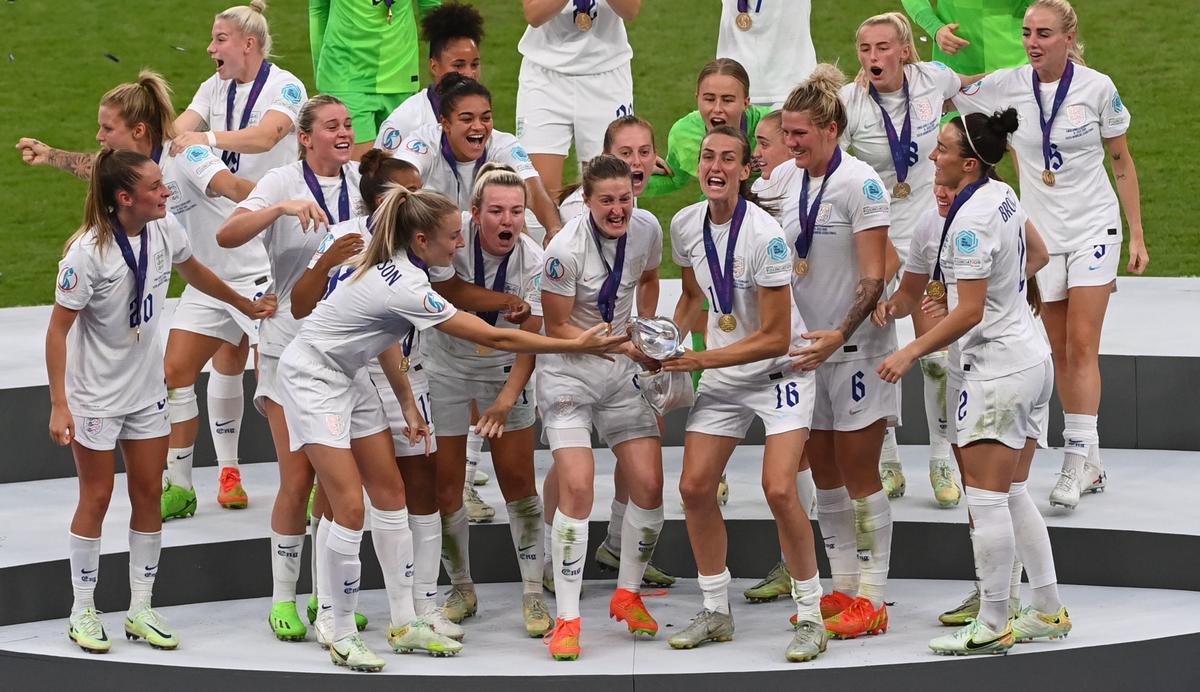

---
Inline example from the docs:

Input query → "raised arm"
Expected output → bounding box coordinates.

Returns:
[15,139,95,181]
[172,111,295,157]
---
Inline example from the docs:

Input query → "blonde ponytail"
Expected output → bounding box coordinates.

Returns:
[783,63,848,136]
[100,70,177,144]
[353,187,460,279]
[1029,0,1086,65]
[65,149,152,257]
[217,1,273,59]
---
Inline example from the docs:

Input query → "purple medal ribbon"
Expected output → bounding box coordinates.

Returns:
[150,142,164,166]
[406,250,429,277]
[472,227,514,326]
[425,84,442,121]
[573,0,595,19]
[1032,61,1075,176]
[587,214,627,323]
[868,77,913,186]
[701,196,748,316]
[737,0,751,11]
[110,216,149,334]
[932,176,989,284]
[794,147,842,262]
[222,60,272,173]
[440,131,488,201]
[301,160,350,225]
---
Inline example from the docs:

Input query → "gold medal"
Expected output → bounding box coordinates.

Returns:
[718,314,737,332]
[399,356,410,373]
[574,12,592,31]
[735,11,753,30]
[476,343,493,356]
[893,182,911,199]
[1042,169,1056,187]
[925,280,947,301]
[794,258,810,278]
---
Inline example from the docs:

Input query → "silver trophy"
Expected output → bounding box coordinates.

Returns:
[628,316,686,361]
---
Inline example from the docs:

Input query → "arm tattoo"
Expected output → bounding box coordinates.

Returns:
[1116,173,1127,181]
[1111,152,1123,161]
[47,148,95,181]
[836,277,885,340]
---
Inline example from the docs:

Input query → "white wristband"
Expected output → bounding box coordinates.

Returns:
[206,131,217,147]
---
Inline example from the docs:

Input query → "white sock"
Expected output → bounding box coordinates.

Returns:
[371,507,416,627]
[440,507,472,586]
[324,521,363,640]
[207,371,244,470]
[853,490,892,607]
[879,427,899,465]
[920,352,951,459]
[165,446,194,489]
[790,572,823,625]
[816,486,859,596]
[965,486,1014,631]
[315,517,332,613]
[409,512,442,616]
[465,429,484,485]
[270,531,304,603]
[796,468,816,515]
[543,519,554,573]
[551,512,588,621]
[604,499,626,554]
[1009,481,1062,613]
[698,568,732,614]
[506,496,545,595]
[69,532,100,613]
[1062,412,1098,462]
[127,529,161,614]
[1010,557,1024,602]
[617,501,663,592]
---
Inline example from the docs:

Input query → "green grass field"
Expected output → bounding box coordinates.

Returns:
[1,0,1195,307]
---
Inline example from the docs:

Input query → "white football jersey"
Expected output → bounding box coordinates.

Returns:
[841,62,962,244]
[159,140,269,285]
[424,213,544,381]
[185,64,307,184]
[671,199,802,387]
[237,161,363,357]
[716,0,816,105]
[517,0,632,75]
[394,123,539,210]
[558,186,586,224]
[375,87,440,156]
[940,180,1050,379]
[904,205,942,277]
[953,63,1130,253]
[750,160,801,222]
[780,151,896,362]
[293,252,458,376]
[56,216,192,417]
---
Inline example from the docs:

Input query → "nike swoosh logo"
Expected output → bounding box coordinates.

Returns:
[405,563,414,570]
[965,631,1010,650]
[517,544,536,552]
[331,645,349,663]
[343,578,361,587]
[214,419,235,427]
[821,536,834,542]
[277,544,301,550]
[81,568,98,574]
[563,555,584,566]
[637,540,656,547]
[321,604,333,611]
[849,405,866,414]
[144,565,157,571]
[1088,263,1102,270]
[425,591,437,598]
[144,622,172,639]
[176,452,193,460]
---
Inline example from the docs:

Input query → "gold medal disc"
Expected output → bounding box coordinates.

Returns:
[925,280,947,301]
[575,12,593,31]
[399,356,410,373]
[893,182,911,199]
[735,12,753,30]
[1042,169,1056,187]
[476,344,493,356]
[718,314,737,332]
[794,258,810,277]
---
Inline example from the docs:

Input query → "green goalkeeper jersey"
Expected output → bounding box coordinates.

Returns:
[901,0,1033,74]
[310,0,441,96]
[643,105,773,198]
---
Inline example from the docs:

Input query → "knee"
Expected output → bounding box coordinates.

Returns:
[163,357,198,389]
[334,501,365,531]
[78,484,114,516]
[761,476,798,511]
[560,472,593,505]
[679,473,717,507]
[436,483,462,513]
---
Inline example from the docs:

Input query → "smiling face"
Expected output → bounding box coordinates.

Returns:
[472,183,526,255]
[752,118,790,177]
[300,103,355,168]
[606,124,655,197]
[930,123,977,189]
[698,132,750,204]
[415,209,467,267]
[114,161,171,226]
[207,18,257,81]
[430,38,482,83]
[96,104,148,152]
[782,109,838,173]
[697,73,750,132]
[1023,6,1074,72]
[442,94,492,162]
[934,184,954,217]
[857,22,909,91]
[584,176,635,238]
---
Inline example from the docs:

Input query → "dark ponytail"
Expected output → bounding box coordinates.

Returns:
[704,125,779,216]
[359,148,420,213]
[951,108,1019,176]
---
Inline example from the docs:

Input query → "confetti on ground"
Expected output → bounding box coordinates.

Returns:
[104,52,119,62]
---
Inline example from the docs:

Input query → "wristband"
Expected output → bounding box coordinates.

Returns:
[206,131,217,147]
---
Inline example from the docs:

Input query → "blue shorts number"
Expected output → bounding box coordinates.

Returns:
[851,371,866,402]
[957,390,968,422]
[774,381,800,409]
